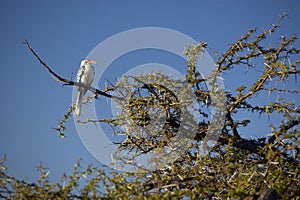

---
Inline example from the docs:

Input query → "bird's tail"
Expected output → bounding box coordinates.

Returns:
[75,88,85,117]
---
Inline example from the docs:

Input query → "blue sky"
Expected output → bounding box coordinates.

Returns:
[0,1,299,182]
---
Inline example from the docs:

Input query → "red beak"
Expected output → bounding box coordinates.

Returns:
[87,60,96,65]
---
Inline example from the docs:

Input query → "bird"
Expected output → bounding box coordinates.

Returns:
[74,59,96,117]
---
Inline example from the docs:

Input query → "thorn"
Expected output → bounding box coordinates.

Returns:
[264,62,271,69]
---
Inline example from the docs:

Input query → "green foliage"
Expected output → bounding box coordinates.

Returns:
[1,14,299,199]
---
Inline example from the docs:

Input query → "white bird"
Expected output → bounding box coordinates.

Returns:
[74,59,96,117]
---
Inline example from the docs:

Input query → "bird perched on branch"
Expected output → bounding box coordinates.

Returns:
[74,59,96,117]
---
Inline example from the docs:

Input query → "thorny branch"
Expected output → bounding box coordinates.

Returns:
[24,13,299,155]
[1,15,298,199]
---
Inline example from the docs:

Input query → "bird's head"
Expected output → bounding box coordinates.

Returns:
[81,59,97,66]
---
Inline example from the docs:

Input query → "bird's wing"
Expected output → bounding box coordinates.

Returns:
[86,65,95,85]
[76,65,86,83]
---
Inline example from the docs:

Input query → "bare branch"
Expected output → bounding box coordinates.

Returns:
[23,39,123,100]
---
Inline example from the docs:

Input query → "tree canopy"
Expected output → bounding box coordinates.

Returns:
[1,15,299,199]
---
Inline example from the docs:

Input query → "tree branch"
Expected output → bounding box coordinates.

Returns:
[267,117,300,144]
[23,39,123,100]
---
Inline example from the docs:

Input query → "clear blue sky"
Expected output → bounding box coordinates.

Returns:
[0,0,299,182]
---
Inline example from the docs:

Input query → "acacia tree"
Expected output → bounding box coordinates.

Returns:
[1,15,299,199]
